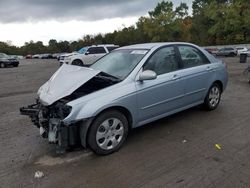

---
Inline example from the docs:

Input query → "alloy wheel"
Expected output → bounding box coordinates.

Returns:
[208,86,220,107]
[96,118,124,150]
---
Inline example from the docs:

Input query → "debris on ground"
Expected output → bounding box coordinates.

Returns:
[182,139,187,143]
[215,144,222,150]
[34,171,44,178]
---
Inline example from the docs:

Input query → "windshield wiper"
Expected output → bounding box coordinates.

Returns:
[96,72,122,83]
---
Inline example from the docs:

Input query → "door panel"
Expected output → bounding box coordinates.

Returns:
[135,46,185,123]
[136,70,185,122]
[83,54,96,65]
[177,45,213,105]
[92,54,105,63]
[179,66,211,104]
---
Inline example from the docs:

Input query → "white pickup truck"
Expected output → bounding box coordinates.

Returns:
[60,44,119,66]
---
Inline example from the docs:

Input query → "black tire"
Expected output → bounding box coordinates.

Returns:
[13,64,19,67]
[87,110,129,155]
[203,83,222,111]
[0,62,6,68]
[72,59,84,66]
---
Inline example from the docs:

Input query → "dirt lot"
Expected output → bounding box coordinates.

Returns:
[0,58,250,188]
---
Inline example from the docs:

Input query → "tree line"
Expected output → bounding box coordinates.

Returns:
[1,0,249,55]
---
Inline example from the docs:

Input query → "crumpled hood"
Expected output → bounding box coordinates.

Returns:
[38,64,100,106]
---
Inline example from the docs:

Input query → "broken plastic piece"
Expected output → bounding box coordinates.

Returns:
[34,171,44,178]
[39,127,45,136]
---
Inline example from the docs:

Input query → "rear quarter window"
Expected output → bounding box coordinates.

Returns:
[178,45,210,68]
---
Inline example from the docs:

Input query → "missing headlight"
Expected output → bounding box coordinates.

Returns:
[50,102,72,119]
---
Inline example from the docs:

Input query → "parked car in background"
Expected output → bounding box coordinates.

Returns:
[17,55,24,60]
[59,52,79,65]
[26,54,32,59]
[204,48,218,55]
[57,53,67,60]
[0,53,19,68]
[32,53,58,59]
[9,55,18,59]
[62,44,119,66]
[8,55,24,60]
[41,53,53,59]
[237,47,249,55]
[52,53,60,59]
[9,55,24,60]
[216,47,237,57]
[20,42,228,155]
[32,54,41,59]
[240,49,250,56]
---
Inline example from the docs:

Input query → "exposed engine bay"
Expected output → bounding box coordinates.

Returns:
[20,99,72,141]
[20,64,120,151]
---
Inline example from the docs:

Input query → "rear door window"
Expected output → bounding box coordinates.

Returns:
[178,45,210,68]
[87,47,106,54]
[107,46,119,52]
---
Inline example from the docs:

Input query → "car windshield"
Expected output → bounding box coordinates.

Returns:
[0,53,9,58]
[91,49,148,80]
[78,47,87,54]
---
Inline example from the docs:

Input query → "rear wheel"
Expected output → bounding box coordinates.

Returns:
[203,83,222,110]
[87,110,129,155]
[72,59,84,66]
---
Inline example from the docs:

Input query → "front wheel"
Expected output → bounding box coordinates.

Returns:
[87,110,129,155]
[0,62,6,68]
[203,83,222,110]
[72,59,84,66]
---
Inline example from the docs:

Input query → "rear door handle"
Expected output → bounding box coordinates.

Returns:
[206,66,214,71]
[172,74,181,80]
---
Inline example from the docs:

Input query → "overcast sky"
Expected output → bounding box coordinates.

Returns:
[0,0,193,46]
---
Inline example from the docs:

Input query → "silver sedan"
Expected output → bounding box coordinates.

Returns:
[20,42,228,155]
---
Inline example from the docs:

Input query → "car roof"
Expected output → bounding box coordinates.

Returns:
[118,42,198,50]
[90,44,118,47]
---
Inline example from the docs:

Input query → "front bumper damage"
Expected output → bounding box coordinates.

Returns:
[20,100,92,152]
[19,65,119,153]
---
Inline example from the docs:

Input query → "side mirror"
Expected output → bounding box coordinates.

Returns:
[85,51,90,55]
[139,70,157,81]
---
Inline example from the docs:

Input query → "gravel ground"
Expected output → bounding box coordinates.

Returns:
[0,58,250,188]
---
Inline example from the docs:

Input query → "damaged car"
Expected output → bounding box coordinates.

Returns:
[20,42,228,155]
